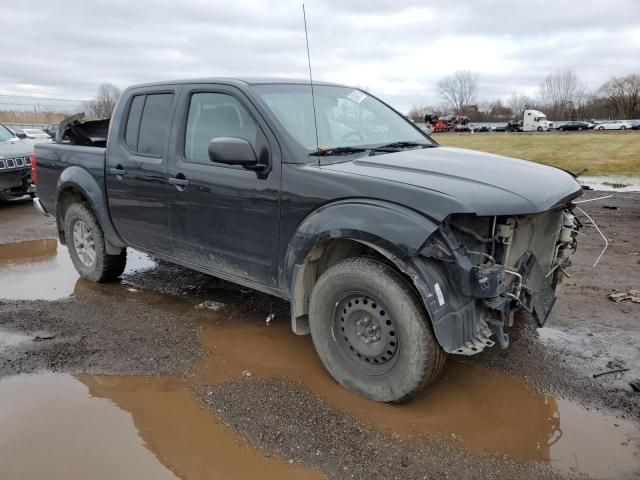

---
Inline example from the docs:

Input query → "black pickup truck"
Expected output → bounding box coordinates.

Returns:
[33,78,582,402]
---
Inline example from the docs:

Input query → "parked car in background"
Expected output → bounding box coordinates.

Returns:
[453,124,471,132]
[0,122,34,198]
[596,120,634,130]
[43,123,59,138]
[630,121,640,130]
[557,121,592,131]
[17,128,53,140]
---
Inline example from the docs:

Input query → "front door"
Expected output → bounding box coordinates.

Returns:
[166,85,281,287]
[106,88,178,255]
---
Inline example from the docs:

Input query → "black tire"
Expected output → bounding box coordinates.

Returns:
[308,257,446,403]
[537,126,543,132]
[64,202,127,282]
[578,127,583,131]
[620,126,626,130]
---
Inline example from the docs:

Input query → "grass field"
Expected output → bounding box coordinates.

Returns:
[432,132,640,176]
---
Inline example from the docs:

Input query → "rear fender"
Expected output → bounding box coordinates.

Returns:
[56,166,125,253]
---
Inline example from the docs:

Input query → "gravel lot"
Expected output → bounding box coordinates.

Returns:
[0,192,638,480]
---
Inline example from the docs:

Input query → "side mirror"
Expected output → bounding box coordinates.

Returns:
[16,132,27,139]
[208,137,258,168]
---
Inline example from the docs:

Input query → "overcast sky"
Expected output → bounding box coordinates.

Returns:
[2,0,639,112]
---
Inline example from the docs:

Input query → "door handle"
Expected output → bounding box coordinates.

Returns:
[109,166,127,176]
[168,177,190,186]
[169,175,190,190]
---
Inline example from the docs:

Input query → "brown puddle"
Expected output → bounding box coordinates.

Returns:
[65,276,640,478]
[0,240,156,300]
[1,242,639,479]
[0,373,324,480]
[194,318,640,478]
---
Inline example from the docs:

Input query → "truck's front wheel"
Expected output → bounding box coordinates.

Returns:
[64,203,127,282]
[309,257,446,402]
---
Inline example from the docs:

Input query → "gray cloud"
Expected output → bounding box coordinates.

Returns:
[2,0,639,112]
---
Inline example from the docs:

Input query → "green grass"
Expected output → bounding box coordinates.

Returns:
[432,132,640,176]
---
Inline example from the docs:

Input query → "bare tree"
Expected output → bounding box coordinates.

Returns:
[538,68,585,119]
[507,93,532,118]
[599,75,640,119]
[85,83,121,118]
[437,71,479,114]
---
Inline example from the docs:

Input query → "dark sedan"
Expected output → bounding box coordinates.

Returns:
[557,121,592,131]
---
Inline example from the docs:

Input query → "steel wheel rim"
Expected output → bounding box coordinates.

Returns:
[333,293,399,375]
[72,220,96,267]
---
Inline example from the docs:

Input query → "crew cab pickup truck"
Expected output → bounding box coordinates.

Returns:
[33,78,582,402]
[0,122,35,198]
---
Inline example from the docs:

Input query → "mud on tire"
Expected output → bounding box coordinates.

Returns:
[64,202,127,282]
[309,257,446,403]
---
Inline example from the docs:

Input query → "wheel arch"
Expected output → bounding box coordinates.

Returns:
[284,199,440,335]
[56,166,125,253]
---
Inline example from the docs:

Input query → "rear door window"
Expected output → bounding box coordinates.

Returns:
[137,93,174,156]
[123,93,174,156]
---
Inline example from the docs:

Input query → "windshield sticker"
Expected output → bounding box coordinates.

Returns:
[347,90,367,104]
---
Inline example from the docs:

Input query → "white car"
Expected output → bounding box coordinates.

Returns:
[22,128,52,139]
[596,120,634,130]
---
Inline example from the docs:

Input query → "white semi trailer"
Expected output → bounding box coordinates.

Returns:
[523,110,553,131]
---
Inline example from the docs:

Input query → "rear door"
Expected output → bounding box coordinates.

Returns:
[166,84,281,287]
[106,87,178,255]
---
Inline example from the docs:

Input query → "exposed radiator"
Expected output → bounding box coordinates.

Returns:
[505,209,564,274]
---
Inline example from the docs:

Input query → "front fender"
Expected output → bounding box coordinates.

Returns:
[284,199,439,294]
[56,166,125,250]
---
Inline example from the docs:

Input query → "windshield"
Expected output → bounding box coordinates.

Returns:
[252,84,432,152]
[0,124,15,142]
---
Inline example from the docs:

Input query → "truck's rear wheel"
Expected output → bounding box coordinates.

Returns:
[64,203,126,282]
[309,257,446,402]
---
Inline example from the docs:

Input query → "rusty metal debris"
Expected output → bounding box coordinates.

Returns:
[608,290,640,303]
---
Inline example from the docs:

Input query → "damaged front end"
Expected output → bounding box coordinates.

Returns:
[417,206,580,355]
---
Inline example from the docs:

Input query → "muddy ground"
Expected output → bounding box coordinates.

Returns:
[0,192,639,480]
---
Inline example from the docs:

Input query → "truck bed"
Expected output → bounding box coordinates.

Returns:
[34,143,106,216]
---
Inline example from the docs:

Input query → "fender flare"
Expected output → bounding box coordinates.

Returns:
[56,166,126,252]
[283,199,440,333]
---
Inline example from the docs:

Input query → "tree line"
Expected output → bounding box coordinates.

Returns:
[408,68,640,123]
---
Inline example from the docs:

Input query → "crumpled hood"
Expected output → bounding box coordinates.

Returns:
[323,146,583,216]
[0,138,33,158]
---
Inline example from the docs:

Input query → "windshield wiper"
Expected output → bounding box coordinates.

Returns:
[372,141,433,151]
[309,146,368,157]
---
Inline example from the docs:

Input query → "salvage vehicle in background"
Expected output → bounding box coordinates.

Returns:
[32,78,583,402]
[596,120,634,130]
[0,122,34,198]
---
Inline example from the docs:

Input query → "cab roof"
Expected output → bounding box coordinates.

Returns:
[128,77,350,90]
